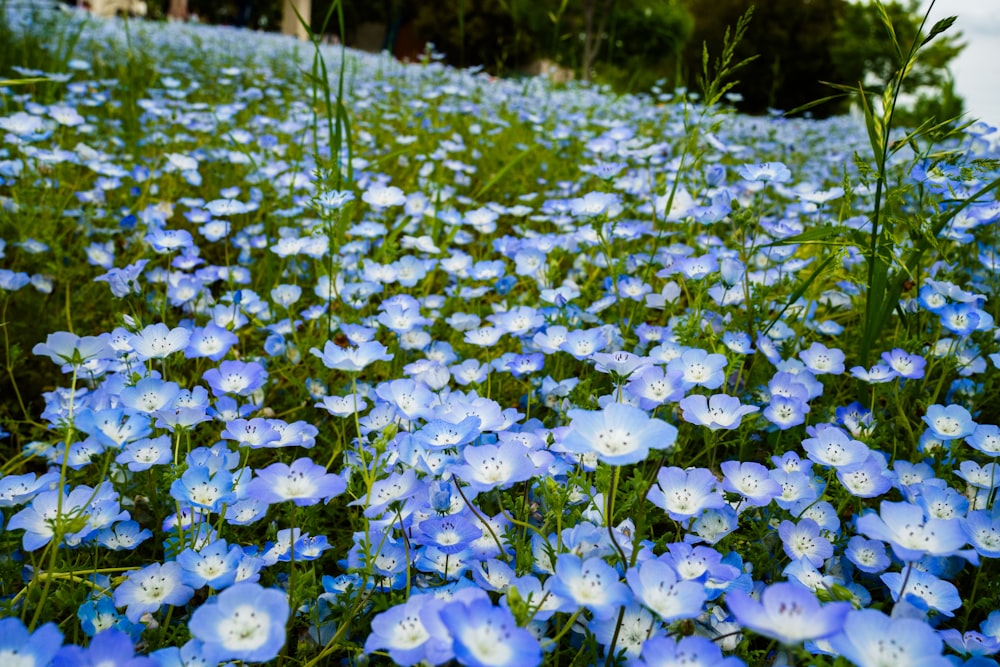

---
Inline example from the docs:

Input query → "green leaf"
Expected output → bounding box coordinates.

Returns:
[921,16,958,48]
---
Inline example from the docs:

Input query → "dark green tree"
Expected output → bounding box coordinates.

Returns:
[681,0,859,117]
[830,0,964,125]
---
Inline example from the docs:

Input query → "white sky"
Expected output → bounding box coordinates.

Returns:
[920,0,1000,126]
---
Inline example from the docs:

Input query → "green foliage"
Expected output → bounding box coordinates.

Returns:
[682,0,858,117]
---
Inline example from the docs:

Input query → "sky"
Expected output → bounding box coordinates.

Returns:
[920,0,1000,126]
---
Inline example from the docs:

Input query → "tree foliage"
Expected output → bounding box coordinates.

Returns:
[679,0,964,120]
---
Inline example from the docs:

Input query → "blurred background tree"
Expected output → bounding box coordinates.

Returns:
[144,0,963,122]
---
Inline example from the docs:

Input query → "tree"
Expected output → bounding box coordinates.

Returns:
[679,0,963,120]
[830,0,964,125]
[681,0,859,117]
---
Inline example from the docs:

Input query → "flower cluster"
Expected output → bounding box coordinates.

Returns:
[1,5,999,667]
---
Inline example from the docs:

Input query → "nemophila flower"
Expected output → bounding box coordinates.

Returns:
[679,394,759,431]
[316,392,368,417]
[687,505,739,545]
[923,403,976,440]
[881,348,926,379]
[778,518,833,567]
[956,460,1000,490]
[363,594,451,666]
[311,339,393,371]
[114,561,194,623]
[415,514,483,554]
[939,301,981,335]
[626,366,686,409]
[666,348,727,390]
[798,341,845,375]
[964,509,1000,558]
[0,617,62,667]
[726,581,850,645]
[245,457,346,506]
[844,535,891,574]
[128,322,190,361]
[849,362,897,383]
[559,402,677,465]
[202,360,267,397]
[221,417,281,448]
[183,322,238,361]
[103,377,179,417]
[449,439,537,492]
[189,583,289,663]
[8,484,98,551]
[591,601,656,660]
[592,350,652,381]
[637,634,745,667]
[802,424,870,468]
[881,568,962,617]
[738,161,792,183]
[150,638,226,667]
[95,259,149,298]
[177,538,245,589]
[856,500,969,561]
[437,596,542,667]
[170,465,235,512]
[763,395,809,430]
[829,608,951,667]
[837,454,895,498]
[646,466,725,521]
[53,628,154,667]
[720,461,782,507]
[549,553,632,619]
[626,557,706,622]
[363,183,406,208]
[97,520,153,551]
[33,330,107,368]
[559,327,607,360]
[0,470,58,506]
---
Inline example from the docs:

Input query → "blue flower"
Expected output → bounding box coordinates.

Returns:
[113,561,194,623]
[626,557,706,622]
[549,553,632,619]
[559,402,677,466]
[437,596,542,667]
[881,568,962,617]
[363,594,452,666]
[246,457,346,506]
[726,581,850,645]
[0,617,62,667]
[646,466,725,521]
[828,608,951,667]
[637,634,746,667]
[53,628,154,666]
[189,583,289,663]
[923,403,977,440]
[679,394,759,431]
[855,500,969,562]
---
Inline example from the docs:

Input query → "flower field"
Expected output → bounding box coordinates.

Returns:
[2,4,1000,666]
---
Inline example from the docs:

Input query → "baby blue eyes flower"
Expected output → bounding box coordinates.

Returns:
[437,597,542,667]
[189,583,289,663]
[549,554,632,619]
[625,558,706,623]
[922,403,976,440]
[646,466,725,521]
[113,561,194,623]
[679,394,759,431]
[559,402,678,466]
[855,500,969,562]
[0,618,62,667]
[828,608,952,667]
[246,457,346,506]
[33,331,108,368]
[310,339,394,371]
[726,581,850,645]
